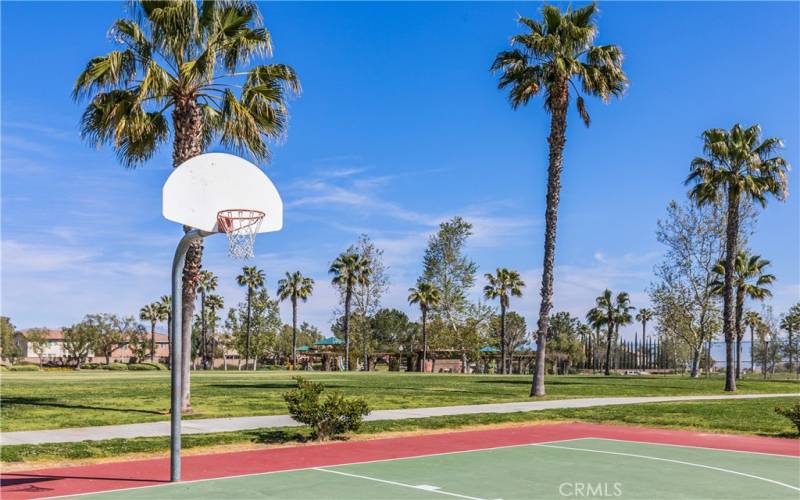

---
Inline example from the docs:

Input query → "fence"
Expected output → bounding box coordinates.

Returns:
[574,338,797,374]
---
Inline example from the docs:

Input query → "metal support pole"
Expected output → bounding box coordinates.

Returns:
[170,230,207,482]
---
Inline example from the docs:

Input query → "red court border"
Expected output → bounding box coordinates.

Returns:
[2,423,798,499]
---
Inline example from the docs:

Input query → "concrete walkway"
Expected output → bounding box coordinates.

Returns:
[2,393,796,446]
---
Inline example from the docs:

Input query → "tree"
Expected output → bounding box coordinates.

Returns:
[408,282,442,371]
[89,314,124,365]
[711,252,775,379]
[157,295,172,362]
[421,217,478,330]
[585,307,606,371]
[228,289,281,369]
[502,312,529,361]
[63,319,98,369]
[483,268,525,374]
[686,124,789,391]
[139,302,161,362]
[635,308,653,369]
[343,236,389,371]
[237,266,265,371]
[127,326,150,363]
[75,0,299,407]
[651,200,727,377]
[492,3,627,397]
[330,251,371,370]
[744,310,762,374]
[595,290,633,375]
[781,304,800,376]
[371,309,413,353]
[547,312,585,374]
[25,328,50,368]
[277,271,315,367]
[196,270,218,370]
[205,293,225,368]
[1,317,20,364]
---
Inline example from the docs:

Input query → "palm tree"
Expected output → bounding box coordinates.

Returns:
[594,290,633,375]
[139,302,161,362]
[408,282,443,372]
[635,308,653,369]
[744,310,762,375]
[277,271,315,367]
[585,307,606,371]
[329,252,371,371]
[712,252,775,379]
[75,0,299,410]
[237,266,265,371]
[614,295,635,370]
[492,3,627,397]
[205,294,224,369]
[483,268,525,374]
[196,270,218,370]
[686,124,789,391]
[780,304,800,377]
[157,295,172,364]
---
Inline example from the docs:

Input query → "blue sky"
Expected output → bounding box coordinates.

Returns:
[2,1,798,340]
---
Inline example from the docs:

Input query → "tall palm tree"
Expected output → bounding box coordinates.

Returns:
[712,252,775,379]
[408,282,442,372]
[205,294,224,369]
[329,252,371,371]
[276,271,315,366]
[483,268,525,374]
[635,308,653,369]
[139,302,161,362]
[780,304,800,377]
[595,290,633,375]
[196,270,218,370]
[237,266,265,371]
[585,307,606,371]
[686,124,789,391]
[492,3,627,397]
[614,295,635,370]
[157,295,172,363]
[744,310,762,375]
[75,0,299,411]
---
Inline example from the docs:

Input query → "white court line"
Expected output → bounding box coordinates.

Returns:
[534,443,800,493]
[313,467,487,500]
[591,437,800,459]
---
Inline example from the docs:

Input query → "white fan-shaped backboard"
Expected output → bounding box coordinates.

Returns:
[163,153,283,233]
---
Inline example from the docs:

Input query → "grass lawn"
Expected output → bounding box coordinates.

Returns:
[1,371,798,432]
[2,396,797,464]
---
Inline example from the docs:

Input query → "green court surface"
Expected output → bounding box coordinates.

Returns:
[79,438,800,499]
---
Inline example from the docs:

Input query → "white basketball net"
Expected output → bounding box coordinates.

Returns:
[216,209,265,259]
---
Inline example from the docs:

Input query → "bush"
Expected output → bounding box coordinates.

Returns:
[10,365,41,371]
[81,363,101,370]
[775,401,800,434]
[102,363,128,371]
[141,361,168,370]
[128,363,159,371]
[283,376,370,440]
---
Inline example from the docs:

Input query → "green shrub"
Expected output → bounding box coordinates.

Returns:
[10,365,41,371]
[82,363,101,370]
[283,376,370,441]
[775,401,800,433]
[102,363,128,371]
[140,361,168,370]
[128,363,159,371]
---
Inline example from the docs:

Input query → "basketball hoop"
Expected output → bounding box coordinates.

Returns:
[216,209,265,259]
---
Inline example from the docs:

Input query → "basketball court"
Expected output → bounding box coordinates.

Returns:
[3,423,798,499]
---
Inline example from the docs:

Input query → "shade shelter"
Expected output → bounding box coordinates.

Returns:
[314,337,345,371]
